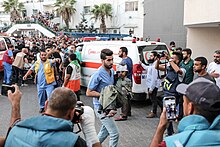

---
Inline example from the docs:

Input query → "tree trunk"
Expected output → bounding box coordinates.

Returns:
[64,19,69,30]
[100,16,106,33]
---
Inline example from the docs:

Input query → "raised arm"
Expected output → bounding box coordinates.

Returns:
[150,108,168,147]
[155,58,166,71]
[7,85,22,127]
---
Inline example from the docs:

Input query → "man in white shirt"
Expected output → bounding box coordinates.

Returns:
[140,51,162,118]
[207,50,220,88]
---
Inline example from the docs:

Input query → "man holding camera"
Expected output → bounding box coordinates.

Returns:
[150,78,220,147]
[4,87,87,146]
[140,51,162,118]
[155,51,186,135]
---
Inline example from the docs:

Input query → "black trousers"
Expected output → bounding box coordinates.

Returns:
[14,66,25,84]
[148,88,163,114]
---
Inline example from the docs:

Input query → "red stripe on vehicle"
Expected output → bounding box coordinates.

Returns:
[83,62,116,70]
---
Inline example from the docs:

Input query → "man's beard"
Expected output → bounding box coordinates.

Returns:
[104,62,112,69]
[194,68,202,73]
[214,59,220,64]
[183,56,188,61]
[148,59,154,64]
[41,58,46,62]
[119,54,123,58]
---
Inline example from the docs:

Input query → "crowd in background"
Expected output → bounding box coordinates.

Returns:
[1,36,220,146]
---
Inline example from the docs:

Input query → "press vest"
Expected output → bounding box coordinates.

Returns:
[163,65,180,97]
[3,50,13,64]
[12,52,26,69]
[65,62,81,91]
[35,59,55,84]
[164,115,220,147]
[4,116,79,147]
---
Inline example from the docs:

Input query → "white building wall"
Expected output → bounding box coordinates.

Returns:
[184,0,220,62]
[184,0,220,26]
[187,27,220,62]
[21,0,144,36]
[0,0,144,36]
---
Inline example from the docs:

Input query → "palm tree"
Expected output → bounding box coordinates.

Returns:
[2,0,25,22]
[91,3,112,33]
[55,0,76,30]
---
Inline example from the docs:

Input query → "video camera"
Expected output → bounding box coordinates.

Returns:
[157,51,166,58]
[72,101,84,124]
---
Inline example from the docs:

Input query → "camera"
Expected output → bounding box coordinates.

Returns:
[157,51,166,58]
[163,96,176,121]
[1,84,15,96]
[72,101,84,124]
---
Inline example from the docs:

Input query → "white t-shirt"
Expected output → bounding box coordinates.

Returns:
[207,62,220,88]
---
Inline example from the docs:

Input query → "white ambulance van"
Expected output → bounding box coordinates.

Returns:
[81,40,168,100]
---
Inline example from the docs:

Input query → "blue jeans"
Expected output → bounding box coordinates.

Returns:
[37,85,54,109]
[3,62,12,84]
[94,109,119,147]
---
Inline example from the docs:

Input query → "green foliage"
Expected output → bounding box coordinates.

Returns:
[2,0,25,22]
[55,0,77,29]
[75,13,97,33]
[91,3,112,33]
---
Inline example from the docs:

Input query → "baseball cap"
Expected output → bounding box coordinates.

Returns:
[116,64,128,72]
[176,77,220,111]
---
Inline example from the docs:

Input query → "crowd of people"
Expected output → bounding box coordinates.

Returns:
[14,11,59,32]
[1,36,220,146]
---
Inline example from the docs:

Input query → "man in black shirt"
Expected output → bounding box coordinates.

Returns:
[193,56,215,83]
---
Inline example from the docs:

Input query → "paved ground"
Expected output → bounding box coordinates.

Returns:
[0,80,175,147]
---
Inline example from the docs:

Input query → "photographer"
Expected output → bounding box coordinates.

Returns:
[155,51,186,135]
[150,78,220,147]
[4,87,101,147]
[0,85,21,146]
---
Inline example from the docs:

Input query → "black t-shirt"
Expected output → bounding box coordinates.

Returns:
[66,65,73,75]
[74,136,87,147]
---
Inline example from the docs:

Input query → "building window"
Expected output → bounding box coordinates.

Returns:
[125,1,138,11]
[84,6,91,14]
[33,9,38,15]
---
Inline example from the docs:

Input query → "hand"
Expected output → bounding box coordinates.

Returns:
[210,70,220,78]
[56,58,61,63]
[56,75,59,80]
[158,107,169,129]
[7,85,22,106]
[23,75,27,80]
[164,52,170,60]
[106,110,117,117]
[148,90,153,94]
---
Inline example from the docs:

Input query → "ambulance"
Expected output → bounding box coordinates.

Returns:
[81,40,168,100]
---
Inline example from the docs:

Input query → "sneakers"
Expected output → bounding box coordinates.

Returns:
[115,116,127,121]
[21,84,28,87]
[146,112,157,118]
